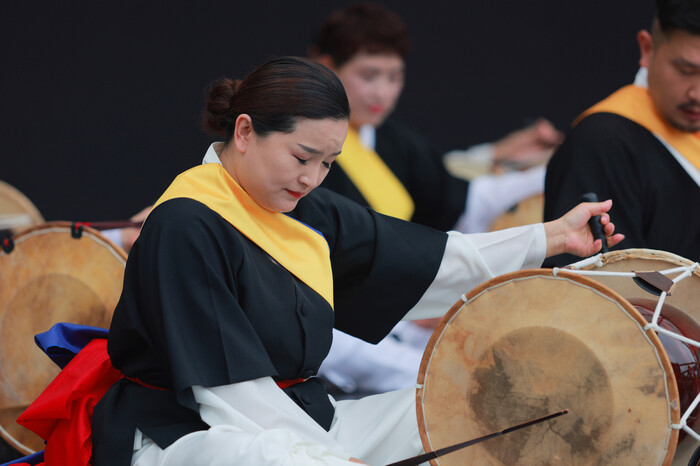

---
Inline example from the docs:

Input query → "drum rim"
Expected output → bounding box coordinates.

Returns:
[581,248,699,275]
[416,267,680,466]
[6,221,127,262]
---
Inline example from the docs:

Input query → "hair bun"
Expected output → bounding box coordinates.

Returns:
[202,78,243,136]
[228,78,243,96]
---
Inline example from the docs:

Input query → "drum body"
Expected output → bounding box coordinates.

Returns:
[417,268,680,465]
[0,222,126,453]
[572,249,700,465]
[0,181,44,235]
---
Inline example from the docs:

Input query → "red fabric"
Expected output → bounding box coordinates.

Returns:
[15,339,305,466]
[17,339,122,466]
[275,378,306,389]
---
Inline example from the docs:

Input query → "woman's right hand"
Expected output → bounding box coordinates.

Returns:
[543,199,624,258]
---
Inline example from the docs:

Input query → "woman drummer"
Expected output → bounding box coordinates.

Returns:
[18,56,622,465]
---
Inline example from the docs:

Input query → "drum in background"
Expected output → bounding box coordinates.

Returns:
[0,222,127,454]
[0,181,44,236]
[417,268,684,465]
[443,149,493,180]
[488,193,544,232]
[569,249,700,332]
[566,249,700,465]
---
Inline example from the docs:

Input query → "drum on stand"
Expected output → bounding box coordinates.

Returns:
[417,265,700,465]
[0,181,44,236]
[566,249,700,465]
[0,222,126,455]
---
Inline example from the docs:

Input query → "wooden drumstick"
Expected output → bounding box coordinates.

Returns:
[580,192,609,253]
[385,409,569,466]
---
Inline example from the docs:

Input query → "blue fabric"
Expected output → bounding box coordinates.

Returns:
[0,450,44,465]
[34,322,108,369]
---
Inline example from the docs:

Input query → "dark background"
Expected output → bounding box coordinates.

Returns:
[1,0,655,222]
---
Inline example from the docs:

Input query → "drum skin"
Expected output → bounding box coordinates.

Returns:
[417,269,679,466]
[0,222,126,453]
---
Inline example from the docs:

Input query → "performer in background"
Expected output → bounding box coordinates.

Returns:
[311,2,563,235]
[16,56,622,466]
[311,1,563,397]
[544,0,700,266]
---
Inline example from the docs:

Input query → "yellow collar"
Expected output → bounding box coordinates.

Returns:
[577,85,700,171]
[154,163,334,308]
[336,127,415,220]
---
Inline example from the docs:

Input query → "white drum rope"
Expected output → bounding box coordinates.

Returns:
[561,260,700,440]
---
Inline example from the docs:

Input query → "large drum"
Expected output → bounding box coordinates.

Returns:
[0,222,126,454]
[0,181,44,235]
[567,249,700,465]
[417,264,700,465]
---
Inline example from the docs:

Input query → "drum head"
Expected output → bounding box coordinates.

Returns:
[0,181,43,235]
[0,222,126,453]
[417,269,679,465]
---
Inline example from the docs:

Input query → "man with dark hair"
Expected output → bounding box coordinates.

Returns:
[544,0,700,266]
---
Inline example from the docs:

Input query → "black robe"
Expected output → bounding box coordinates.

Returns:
[321,117,470,231]
[544,112,700,266]
[92,186,446,465]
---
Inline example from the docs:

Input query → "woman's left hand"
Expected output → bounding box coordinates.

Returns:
[543,199,624,258]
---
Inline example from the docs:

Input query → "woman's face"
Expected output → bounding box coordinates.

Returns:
[334,52,405,129]
[232,117,348,212]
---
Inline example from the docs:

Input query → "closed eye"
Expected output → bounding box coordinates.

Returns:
[322,161,332,169]
[294,156,308,165]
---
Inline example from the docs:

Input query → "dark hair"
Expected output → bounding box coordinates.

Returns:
[656,0,700,35]
[312,2,410,68]
[203,56,350,140]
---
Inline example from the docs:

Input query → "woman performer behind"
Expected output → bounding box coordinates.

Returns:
[18,56,622,466]
[311,2,563,234]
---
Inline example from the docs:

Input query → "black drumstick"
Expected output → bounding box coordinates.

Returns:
[580,192,609,253]
[385,409,569,466]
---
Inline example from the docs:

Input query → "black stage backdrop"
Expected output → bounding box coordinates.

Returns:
[1,0,654,222]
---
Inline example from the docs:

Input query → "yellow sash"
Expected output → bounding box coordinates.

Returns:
[577,85,700,171]
[336,128,415,220]
[153,163,334,308]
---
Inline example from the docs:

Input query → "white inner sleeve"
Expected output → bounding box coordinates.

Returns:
[196,379,346,450]
[319,328,425,394]
[453,164,546,234]
[132,378,355,465]
[404,224,546,321]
